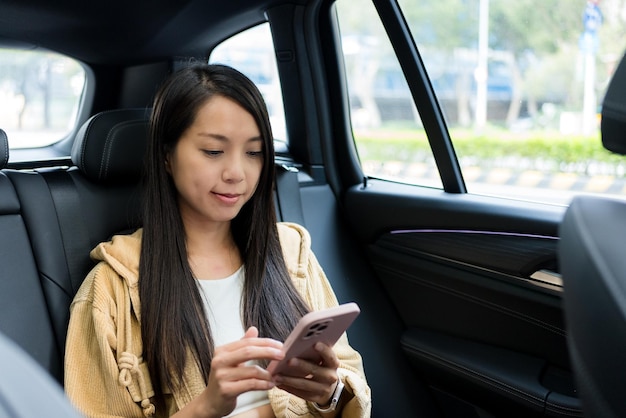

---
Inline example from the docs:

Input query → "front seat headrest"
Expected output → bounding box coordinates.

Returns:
[560,195,626,417]
[71,109,150,184]
[601,53,626,155]
[0,129,8,169]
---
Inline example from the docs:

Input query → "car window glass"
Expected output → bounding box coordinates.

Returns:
[337,0,626,205]
[336,0,443,189]
[396,0,626,205]
[209,23,287,142]
[0,48,85,149]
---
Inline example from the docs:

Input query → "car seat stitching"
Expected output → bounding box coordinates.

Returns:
[101,130,116,180]
[81,109,120,177]
[100,120,139,180]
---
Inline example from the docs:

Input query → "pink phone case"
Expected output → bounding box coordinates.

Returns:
[266,302,360,375]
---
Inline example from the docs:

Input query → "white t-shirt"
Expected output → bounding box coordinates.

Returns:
[197,266,270,417]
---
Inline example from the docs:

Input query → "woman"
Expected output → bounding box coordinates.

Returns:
[64,64,370,418]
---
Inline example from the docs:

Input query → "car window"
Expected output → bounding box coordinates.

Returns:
[337,0,626,205]
[209,23,287,142]
[0,48,85,149]
[336,0,443,189]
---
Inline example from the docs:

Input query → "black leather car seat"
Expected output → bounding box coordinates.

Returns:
[559,52,626,418]
[0,131,66,381]
[3,109,148,382]
[0,128,77,415]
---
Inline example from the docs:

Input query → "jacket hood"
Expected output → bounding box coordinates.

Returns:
[90,229,143,288]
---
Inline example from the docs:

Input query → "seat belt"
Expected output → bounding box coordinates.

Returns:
[42,170,92,295]
[275,163,306,226]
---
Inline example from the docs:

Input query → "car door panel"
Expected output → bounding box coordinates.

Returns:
[342,180,581,417]
[402,328,580,417]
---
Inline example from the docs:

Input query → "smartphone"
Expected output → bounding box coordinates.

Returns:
[266,302,360,375]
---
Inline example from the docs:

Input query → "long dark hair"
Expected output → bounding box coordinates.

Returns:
[139,64,310,393]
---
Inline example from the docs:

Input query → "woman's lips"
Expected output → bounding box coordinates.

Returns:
[213,192,241,204]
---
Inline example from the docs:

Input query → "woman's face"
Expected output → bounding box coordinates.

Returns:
[166,95,263,228]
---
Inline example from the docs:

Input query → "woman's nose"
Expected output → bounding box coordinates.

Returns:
[222,155,245,183]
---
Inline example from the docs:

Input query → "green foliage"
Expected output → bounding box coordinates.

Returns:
[363,0,590,57]
[451,129,617,163]
[398,0,479,49]
[355,127,626,173]
[489,0,586,54]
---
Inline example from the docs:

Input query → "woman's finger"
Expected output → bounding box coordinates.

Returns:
[242,326,259,339]
[216,329,283,356]
[213,344,284,369]
[274,371,338,405]
[313,342,340,369]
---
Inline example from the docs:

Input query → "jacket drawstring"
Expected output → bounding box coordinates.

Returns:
[118,351,156,417]
[115,266,155,417]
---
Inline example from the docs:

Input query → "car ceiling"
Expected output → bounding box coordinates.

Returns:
[0,0,301,65]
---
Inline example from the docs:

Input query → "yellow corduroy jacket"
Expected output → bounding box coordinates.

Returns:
[64,222,371,418]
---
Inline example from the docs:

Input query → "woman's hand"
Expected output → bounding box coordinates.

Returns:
[272,342,340,407]
[189,327,284,418]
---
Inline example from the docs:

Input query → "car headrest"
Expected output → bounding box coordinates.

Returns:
[560,195,626,417]
[0,129,8,169]
[71,109,150,184]
[601,53,626,155]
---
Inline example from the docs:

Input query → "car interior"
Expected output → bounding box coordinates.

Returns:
[0,0,624,417]
[558,50,626,418]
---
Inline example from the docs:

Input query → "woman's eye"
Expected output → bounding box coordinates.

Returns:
[247,151,263,157]
[202,150,223,157]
